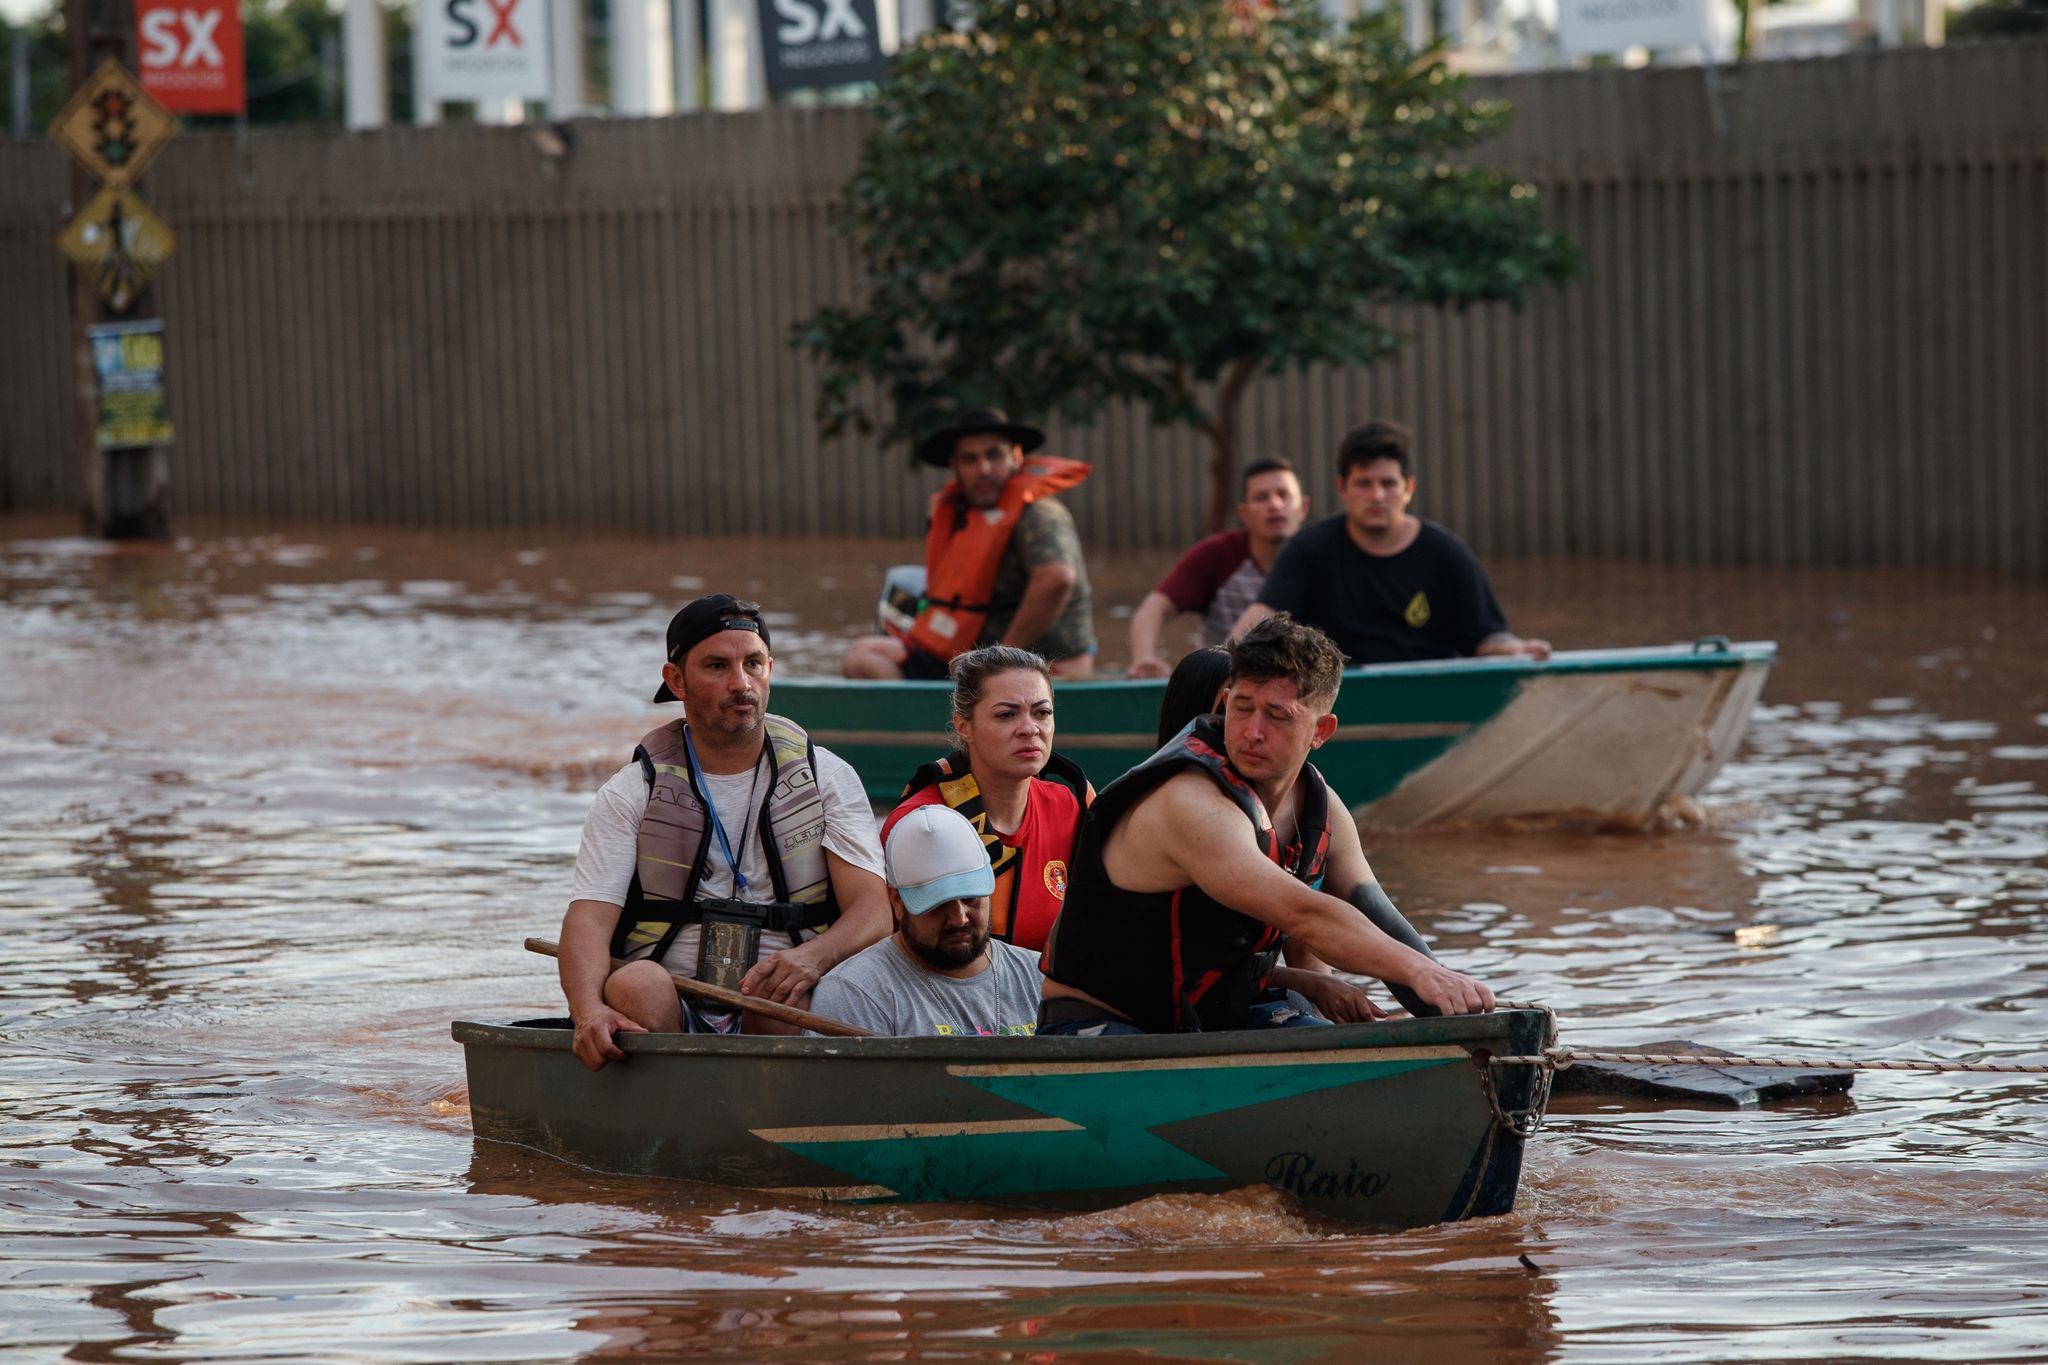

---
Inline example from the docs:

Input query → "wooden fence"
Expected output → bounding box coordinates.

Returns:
[3,39,2045,573]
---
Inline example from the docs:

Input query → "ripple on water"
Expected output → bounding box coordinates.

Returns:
[4,527,2048,1361]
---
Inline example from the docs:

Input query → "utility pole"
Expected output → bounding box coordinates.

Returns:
[62,0,172,538]
[10,28,28,137]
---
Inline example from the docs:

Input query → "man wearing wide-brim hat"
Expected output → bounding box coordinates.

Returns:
[842,407,1098,681]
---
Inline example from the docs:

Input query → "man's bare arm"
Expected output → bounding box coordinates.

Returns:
[1475,631,1551,661]
[1126,591,1178,679]
[1000,560,1077,650]
[738,851,892,1004]
[1269,965,1384,1023]
[1227,600,1277,641]
[1109,773,1492,1014]
[560,899,646,1068]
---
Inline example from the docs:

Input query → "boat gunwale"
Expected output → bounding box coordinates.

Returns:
[767,641,1777,695]
[452,1008,1543,1064]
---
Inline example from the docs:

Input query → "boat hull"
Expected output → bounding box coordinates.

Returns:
[454,1009,1552,1228]
[775,641,1775,827]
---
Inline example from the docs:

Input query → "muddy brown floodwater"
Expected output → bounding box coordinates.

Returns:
[3,512,2046,1362]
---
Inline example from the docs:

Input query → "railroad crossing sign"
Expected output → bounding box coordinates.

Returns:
[56,186,177,313]
[49,58,178,191]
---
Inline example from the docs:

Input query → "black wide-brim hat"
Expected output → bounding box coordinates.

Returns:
[916,407,1046,468]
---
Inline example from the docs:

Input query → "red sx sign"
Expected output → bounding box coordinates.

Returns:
[136,0,245,115]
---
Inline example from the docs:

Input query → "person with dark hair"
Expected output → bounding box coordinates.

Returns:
[881,645,1092,953]
[1233,421,1548,664]
[1127,457,1309,677]
[1152,641,1357,995]
[557,595,893,1071]
[1154,645,1231,749]
[843,407,1097,681]
[1039,613,1495,1035]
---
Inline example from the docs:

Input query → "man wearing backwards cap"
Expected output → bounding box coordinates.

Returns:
[808,805,1044,1037]
[557,594,892,1071]
[842,406,1098,681]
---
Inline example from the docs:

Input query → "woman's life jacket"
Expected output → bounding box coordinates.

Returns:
[891,750,1091,952]
[906,455,1091,662]
[610,713,838,963]
[1040,715,1334,1032]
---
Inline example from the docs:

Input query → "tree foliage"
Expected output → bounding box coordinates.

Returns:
[2,7,72,130]
[800,0,1578,527]
[1946,0,2048,39]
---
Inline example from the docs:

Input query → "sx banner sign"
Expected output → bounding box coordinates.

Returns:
[136,0,244,115]
[755,0,889,96]
[422,0,553,101]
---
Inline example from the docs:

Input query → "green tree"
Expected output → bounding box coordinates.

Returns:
[799,0,1578,530]
[237,0,338,124]
[2,5,72,130]
[1946,0,2048,38]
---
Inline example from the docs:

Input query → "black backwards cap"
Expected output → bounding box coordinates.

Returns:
[651,594,770,702]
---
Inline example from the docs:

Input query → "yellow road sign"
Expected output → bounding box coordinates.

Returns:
[57,187,177,313]
[49,58,178,191]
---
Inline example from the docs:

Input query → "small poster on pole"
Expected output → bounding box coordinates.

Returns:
[89,320,175,449]
[755,0,890,96]
[420,0,554,100]
[137,0,246,115]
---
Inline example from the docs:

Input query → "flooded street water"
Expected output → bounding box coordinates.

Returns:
[3,512,2045,1362]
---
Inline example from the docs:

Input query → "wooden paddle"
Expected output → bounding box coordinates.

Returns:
[522,936,874,1038]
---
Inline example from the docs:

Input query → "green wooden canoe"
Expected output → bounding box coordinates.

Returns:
[453,1008,1553,1228]
[775,639,1775,827]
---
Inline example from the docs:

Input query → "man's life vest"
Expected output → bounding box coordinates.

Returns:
[610,713,837,962]
[906,455,1091,662]
[1041,715,1334,1033]
[893,750,1091,951]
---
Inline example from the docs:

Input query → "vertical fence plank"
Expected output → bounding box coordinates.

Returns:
[2,49,2044,579]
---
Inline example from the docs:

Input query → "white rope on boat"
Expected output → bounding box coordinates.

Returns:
[1493,1048,2048,1076]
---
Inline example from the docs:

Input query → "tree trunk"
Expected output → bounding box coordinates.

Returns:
[1204,357,1259,533]
[1203,420,1236,535]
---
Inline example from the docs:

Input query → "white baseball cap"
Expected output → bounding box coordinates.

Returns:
[885,805,996,915]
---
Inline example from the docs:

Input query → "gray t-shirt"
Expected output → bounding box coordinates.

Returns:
[809,937,1042,1037]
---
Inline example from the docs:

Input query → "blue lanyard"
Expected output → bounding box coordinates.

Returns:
[682,727,760,895]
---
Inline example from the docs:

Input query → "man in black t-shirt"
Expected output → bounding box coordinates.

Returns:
[1231,421,1549,665]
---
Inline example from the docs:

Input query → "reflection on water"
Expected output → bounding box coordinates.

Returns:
[2,516,2045,1361]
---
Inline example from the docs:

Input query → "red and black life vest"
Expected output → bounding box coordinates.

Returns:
[889,750,1091,952]
[1040,715,1334,1033]
[906,455,1091,662]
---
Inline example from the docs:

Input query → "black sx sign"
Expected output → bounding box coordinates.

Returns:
[755,0,889,96]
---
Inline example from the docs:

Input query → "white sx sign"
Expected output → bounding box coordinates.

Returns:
[421,0,553,100]
[1557,0,1707,55]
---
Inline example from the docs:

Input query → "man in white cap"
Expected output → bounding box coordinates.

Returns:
[809,805,1044,1037]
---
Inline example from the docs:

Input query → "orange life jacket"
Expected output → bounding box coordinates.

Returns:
[907,456,1091,662]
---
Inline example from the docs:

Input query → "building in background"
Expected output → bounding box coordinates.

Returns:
[0,0,2004,136]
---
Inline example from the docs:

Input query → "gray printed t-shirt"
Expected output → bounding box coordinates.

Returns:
[809,937,1042,1037]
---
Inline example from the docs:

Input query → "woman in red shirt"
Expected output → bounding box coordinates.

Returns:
[883,646,1091,953]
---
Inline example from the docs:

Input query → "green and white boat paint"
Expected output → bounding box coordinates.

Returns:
[453,1008,1553,1228]
[775,639,1775,828]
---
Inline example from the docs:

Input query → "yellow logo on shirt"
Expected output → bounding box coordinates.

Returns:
[1044,859,1068,900]
[1404,591,1431,629]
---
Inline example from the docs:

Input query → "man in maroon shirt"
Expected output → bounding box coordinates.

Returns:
[1126,458,1308,679]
